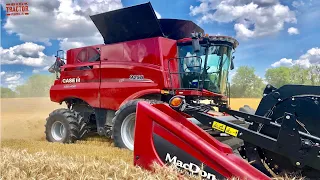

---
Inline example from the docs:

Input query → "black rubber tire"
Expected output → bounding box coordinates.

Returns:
[45,108,88,143]
[112,99,163,150]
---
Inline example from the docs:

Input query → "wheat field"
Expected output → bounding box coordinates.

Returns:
[0,98,298,179]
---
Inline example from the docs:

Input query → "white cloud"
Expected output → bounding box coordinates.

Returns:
[58,33,103,50]
[271,58,294,67]
[32,69,40,74]
[155,10,161,19]
[234,23,254,38]
[292,1,305,8]
[0,71,5,77]
[297,47,320,65]
[1,0,123,48]
[189,0,297,39]
[288,27,299,35]
[1,72,24,90]
[0,42,55,67]
[59,39,86,51]
[271,47,320,68]
[5,74,21,81]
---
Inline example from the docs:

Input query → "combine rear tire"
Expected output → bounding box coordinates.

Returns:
[112,99,163,150]
[45,108,88,143]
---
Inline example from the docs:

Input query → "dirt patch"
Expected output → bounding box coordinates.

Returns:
[1,97,64,140]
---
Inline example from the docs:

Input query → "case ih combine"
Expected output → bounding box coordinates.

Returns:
[46,2,320,179]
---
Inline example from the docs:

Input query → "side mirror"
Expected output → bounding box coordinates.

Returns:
[230,56,235,70]
[192,38,200,53]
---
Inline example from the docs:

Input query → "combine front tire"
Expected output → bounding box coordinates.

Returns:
[45,108,88,143]
[112,99,163,150]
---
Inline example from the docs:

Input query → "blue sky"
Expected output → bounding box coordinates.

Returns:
[1,0,320,89]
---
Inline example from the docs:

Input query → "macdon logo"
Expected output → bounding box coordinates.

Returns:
[62,77,80,84]
[165,153,217,180]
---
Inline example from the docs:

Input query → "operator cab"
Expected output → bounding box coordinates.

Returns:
[176,34,238,96]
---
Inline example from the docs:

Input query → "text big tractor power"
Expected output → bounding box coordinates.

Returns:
[46,2,320,179]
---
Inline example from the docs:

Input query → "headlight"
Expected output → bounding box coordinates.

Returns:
[169,95,186,111]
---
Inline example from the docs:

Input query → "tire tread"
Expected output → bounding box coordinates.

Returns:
[111,98,164,149]
[45,108,88,143]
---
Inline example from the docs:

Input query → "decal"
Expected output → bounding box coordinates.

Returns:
[165,153,217,180]
[225,126,239,137]
[161,90,169,94]
[63,84,76,88]
[62,77,80,83]
[212,121,226,132]
[212,121,239,137]
[129,75,144,80]
[153,133,224,180]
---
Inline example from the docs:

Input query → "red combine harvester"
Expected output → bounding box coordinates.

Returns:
[46,2,320,179]
[46,2,242,150]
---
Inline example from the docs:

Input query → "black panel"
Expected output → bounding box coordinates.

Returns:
[152,132,225,180]
[255,84,320,116]
[158,19,204,40]
[90,2,163,44]
[90,2,204,44]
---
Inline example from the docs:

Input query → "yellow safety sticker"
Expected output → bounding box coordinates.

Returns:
[225,126,239,137]
[212,121,226,132]
[161,90,169,94]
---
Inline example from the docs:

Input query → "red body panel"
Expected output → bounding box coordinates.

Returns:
[134,101,270,180]
[50,61,101,107]
[50,36,225,110]
[50,37,180,109]
[66,44,104,64]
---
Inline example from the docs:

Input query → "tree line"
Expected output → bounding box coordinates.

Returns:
[230,65,319,98]
[1,64,319,98]
[1,74,56,98]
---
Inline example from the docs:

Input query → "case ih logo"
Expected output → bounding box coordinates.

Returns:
[6,2,29,16]
[62,77,81,84]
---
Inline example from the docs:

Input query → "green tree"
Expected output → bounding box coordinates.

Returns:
[290,65,311,85]
[265,66,292,88]
[265,65,319,87]
[15,74,56,97]
[309,65,320,86]
[230,66,265,98]
[1,87,17,98]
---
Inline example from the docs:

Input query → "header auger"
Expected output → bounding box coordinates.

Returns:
[44,2,320,179]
